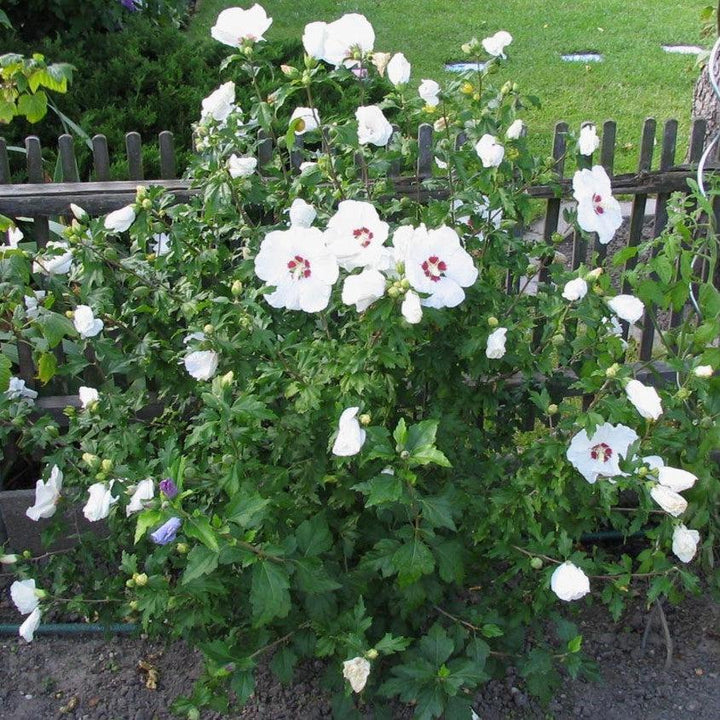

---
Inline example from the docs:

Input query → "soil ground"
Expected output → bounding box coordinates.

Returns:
[1,590,719,720]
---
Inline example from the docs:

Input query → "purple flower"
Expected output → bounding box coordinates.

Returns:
[118,0,141,11]
[159,477,178,499]
[150,517,182,545]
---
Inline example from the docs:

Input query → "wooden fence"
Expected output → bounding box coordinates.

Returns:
[0,118,717,422]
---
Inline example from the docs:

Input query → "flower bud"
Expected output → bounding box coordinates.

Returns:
[530,557,543,570]
[694,365,713,378]
[101,459,113,473]
[188,709,200,720]
[125,578,135,588]
[551,333,565,347]
[605,363,620,378]
[65,310,75,319]
[637,465,648,477]
[547,403,558,416]
[128,600,139,610]
[280,64,297,78]
[388,286,401,298]
[400,450,410,460]
[365,649,379,660]
[676,387,691,400]
[586,267,603,281]
[231,280,244,296]
[176,542,189,554]
[203,324,214,335]
[82,452,100,468]
[133,572,148,587]
[0,554,18,565]
[220,371,234,387]
[700,416,713,429]
[461,81,474,95]
[142,198,152,211]
[501,80,512,95]
[487,316,499,327]
[359,413,371,426]
[22,550,32,559]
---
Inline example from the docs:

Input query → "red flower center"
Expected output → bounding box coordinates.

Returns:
[421,255,447,282]
[353,226,374,248]
[593,194,604,215]
[287,254,312,280]
[590,442,613,462]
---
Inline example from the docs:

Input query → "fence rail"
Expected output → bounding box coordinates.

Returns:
[1,117,718,417]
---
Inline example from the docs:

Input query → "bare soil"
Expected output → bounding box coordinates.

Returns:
[1,589,719,720]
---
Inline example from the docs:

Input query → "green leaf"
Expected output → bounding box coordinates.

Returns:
[230,669,256,705]
[392,538,435,586]
[0,354,12,392]
[406,419,438,453]
[419,624,454,666]
[374,632,411,655]
[38,313,75,348]
[37,352,57,384]
[418,493,457,530]
[226,492,270,528]
[134,510,164,544]
[293,557,341,594]
[434,539,465,584]
[182,545,219,584]
[393,417,408,449]
[364,471,403,507]
[0,10,12,29]
[0,99,15,124]
[481,623,504,638]
[250,560,291,626]
[17,91,48,123]
[296,514,332,556]
[415,684,445,720]
[567,634,583,653]
[269,646,297,684]
[185,515,220,552]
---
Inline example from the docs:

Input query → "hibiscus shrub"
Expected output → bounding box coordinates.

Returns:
[2,6,720,719]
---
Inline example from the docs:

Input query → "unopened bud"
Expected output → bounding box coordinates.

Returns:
[70,203,87,221]
[388,286,401,298]
[65,310,74,319]
[501,81,512,95]
[365,649,379,660]
[530,557,543,570]
[220,371,234,387]
[82,452,99,467]
[128,600,139,610]
[605,363,620,378]
[176,542,189,554]
[586,267,603,280]
[551,333,565,347]
[0,554,18,565]
[231,280,243,296]
[135,185,147,199]
[141,199,152,211]
[203,324,214,335]
[400,450,410,460]
[101,459,113,473]
[133,572,148,587]
[461,81,474,95]
[676,387,691,400]
[359,413,371,426]
[637,465,648,477]
[547,404,558,416]
[487,316,499,327]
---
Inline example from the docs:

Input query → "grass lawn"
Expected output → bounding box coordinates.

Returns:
[190,0,708,173]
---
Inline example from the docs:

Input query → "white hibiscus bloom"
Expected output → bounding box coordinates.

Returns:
[24,290,46,320]
[342,656,371,693]
[578,124,600,156]
[404,225,478,309]
[11,579,39,615]
[228,154,258,178]
[304,14,374,67]
[607,294,644,324]
[126,478,155,516]
[356,105,393,146]
[625,379,663,420]
[566,422,638,484]
[658,466,697,493]
[562,277,588,301]
[255,227,339,312]
[6,377,38,402]
[201,81,236,124]
[418,79,440,107]
[184,350,220,381]
[694,365,713,378]
[26,465,63,521]
[32,240,73,275]
[325,200,389,271]
[672,524,700,563]
[342,269,386,312]
[83,481,118,522]
[211,4,272,46]
[288,199,317,228]
[290,106,321,134]
[506,119,525,140]
[550,562,590,602]
[5,225,22,248]
[332,407,366,457]
[78,386,99,410]
[650,484,687,517]
[387,53,411,86]
[482,30,513,58]
[401,290,423,324]
[475,134,505,168]
[73,305,104,339]
[104,205,136,233]
[572,166,622,245]
[486,327,507,359]
[19,607,42,643]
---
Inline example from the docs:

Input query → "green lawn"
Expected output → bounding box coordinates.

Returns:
[190,0,708,173]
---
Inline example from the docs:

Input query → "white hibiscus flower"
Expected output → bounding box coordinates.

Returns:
[255,227,339,312]
[73,305,104,339]
[356,105,393,146]
[482,30,513,58]
[566,422,638,484]
[404,225,478,309]
[342,268,386,312]
[26,465,63,521]
[211,4,272,46]
[572,166,622,245]
[332,407,366,456]
[475,134,505,168]
[325,200,389,271]
[550,562,590,601]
